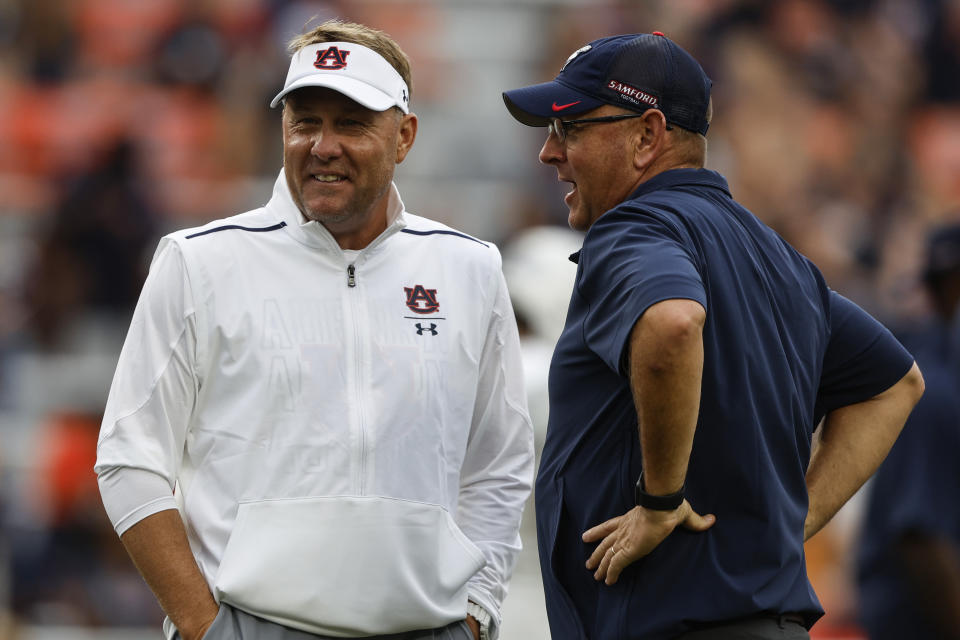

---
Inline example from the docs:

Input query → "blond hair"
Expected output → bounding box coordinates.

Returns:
[288,19,413,98]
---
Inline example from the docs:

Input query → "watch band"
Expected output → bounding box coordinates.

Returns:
[466,601,491,640]
[635,471,684,510]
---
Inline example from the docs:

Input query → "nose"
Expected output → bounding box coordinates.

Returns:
[310,127,343,161]
[539,129,565,165]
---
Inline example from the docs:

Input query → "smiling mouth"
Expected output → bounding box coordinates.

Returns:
[312,174,347,183]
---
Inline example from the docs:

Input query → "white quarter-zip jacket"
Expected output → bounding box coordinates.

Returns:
[95,172,535,638]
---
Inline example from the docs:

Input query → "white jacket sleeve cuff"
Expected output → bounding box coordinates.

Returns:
[467,590,501,640]
[98,466,178,535]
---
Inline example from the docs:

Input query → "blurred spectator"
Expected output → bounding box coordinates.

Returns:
[21,137,158,349]
[152,11,227,91]
[499,225,581,640]
[856,222,960,640]
[501,225,582,449]
[10,411,162,627]
[0,456,11,625]
[13,1,76,83]
[924,0,960,102]
[72,0,181,72]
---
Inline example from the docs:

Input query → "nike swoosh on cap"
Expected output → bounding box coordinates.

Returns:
[552,100,582,111]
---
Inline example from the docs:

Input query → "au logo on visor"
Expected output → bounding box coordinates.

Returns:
[314,46,351,70]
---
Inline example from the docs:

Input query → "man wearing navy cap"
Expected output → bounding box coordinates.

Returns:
[504,33,924,639]
[95,19,534,640]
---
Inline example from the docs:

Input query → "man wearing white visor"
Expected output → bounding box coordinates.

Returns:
[95,20,533,640]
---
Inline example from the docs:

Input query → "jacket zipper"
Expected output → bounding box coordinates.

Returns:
[345,261,365,493]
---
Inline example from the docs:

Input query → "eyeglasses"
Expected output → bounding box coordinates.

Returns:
[547,113,673,143]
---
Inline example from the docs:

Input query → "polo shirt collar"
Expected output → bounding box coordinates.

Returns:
[625,168,730,201]
[568,169,730,265]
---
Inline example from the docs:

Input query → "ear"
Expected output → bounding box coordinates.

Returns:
[395,112,418,164]
[631,109,669,171]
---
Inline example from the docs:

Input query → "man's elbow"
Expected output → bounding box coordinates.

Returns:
[902,362,925,407]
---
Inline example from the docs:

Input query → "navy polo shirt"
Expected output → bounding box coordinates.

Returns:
[537,169,914,640]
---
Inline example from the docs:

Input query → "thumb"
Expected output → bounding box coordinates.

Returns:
[679,501,716,532]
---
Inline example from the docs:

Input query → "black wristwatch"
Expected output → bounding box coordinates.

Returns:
[635,471,684,510]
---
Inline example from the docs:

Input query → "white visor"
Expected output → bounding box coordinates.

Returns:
[270,42,410,113]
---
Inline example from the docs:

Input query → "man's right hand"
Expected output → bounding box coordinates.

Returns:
[119,510,220,640]
[180,614,217,640]
[465,614,481,640]
[582,499,715,585]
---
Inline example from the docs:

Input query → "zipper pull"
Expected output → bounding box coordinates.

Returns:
[347,264,356,288]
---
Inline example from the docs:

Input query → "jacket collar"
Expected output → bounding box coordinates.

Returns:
[267,169,408,253]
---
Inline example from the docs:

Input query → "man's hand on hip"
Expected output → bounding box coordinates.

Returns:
[582,500,715,584]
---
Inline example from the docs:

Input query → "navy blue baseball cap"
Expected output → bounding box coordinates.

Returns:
[503,32,712,135]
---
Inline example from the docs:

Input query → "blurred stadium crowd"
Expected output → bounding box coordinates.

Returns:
[1,0,959,638]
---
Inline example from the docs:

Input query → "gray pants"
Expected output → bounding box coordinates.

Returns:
[176,604,475,640]
[674,614,810,640]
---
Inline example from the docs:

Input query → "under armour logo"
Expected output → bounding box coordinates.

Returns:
[415,323,438,336]
[402,88,408,104]
[314,46,350,70]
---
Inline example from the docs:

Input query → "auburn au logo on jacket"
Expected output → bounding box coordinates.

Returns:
[314,46,350,70]
[404,285,439,314]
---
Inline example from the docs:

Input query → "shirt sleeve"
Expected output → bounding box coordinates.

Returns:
[577,208,707,376]
[94,237,200,535]
[815,291,914,418]
[457,247,535,638]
